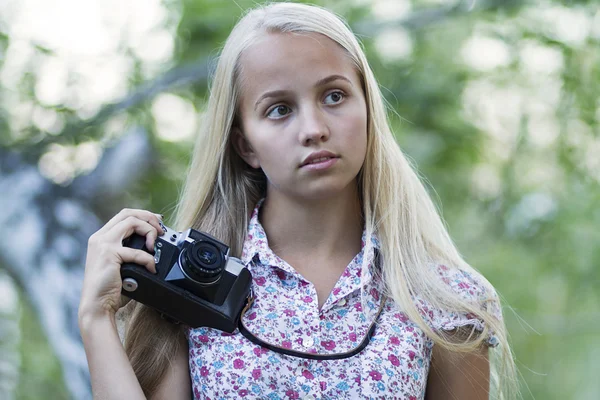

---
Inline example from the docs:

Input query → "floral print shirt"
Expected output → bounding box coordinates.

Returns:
[187,203,501,399]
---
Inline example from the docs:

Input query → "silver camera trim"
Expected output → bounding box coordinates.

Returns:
[156,224,247,285]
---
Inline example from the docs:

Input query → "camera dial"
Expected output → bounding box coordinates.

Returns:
[179,241,224,285]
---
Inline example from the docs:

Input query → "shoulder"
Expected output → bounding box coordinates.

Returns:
[422,263,502,347]
[433,264,497,305]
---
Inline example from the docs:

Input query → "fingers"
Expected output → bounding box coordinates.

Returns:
[106,216,160,251]
[118,246,157,274]
[97,208,164,237]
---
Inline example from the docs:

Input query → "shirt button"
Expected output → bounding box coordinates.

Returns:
[303,337,314,347]
[304,395,316,400]
[338,298,347,306]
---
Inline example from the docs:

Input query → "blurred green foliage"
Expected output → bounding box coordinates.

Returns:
[0,0,599,399]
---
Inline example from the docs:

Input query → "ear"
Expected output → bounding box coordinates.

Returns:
[232,127,261,169]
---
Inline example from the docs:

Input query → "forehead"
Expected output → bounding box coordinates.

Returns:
[237,32,360,101]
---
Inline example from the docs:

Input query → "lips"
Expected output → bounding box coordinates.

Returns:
[300,150,338,167]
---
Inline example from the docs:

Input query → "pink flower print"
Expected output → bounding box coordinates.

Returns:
[333,287,341,295]
[369,370,383,381]
[248,312,257,320]
[388,354,400,366]
[255,276,266,286]
[239,389,249,396]
[285,389,300,399]
[302,370,314,380]
[398,313,409,323]
[302,296,313,303]
[251,368,262,379]
[390,336,400,346]
[370,287,380,300]
[320,381,327,391]
[233,359,245,369]
[321,340,336,351]
[349,332,357,342]
[353,303,363,311]
[200,366,209,377]
[458,282,470,290]
[407,350,416,361]
[282,340,292,349]
[198,335,209,343]
[276,270,286,280]
[283,309,296,317]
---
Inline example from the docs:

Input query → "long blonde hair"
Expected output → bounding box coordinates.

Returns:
[125,3,518,398]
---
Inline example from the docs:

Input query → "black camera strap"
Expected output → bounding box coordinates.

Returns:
[237,294,387,360]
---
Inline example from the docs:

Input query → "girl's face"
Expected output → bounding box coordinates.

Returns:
[234,32,368,202]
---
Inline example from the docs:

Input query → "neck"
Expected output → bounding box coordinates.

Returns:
[259,187,363,263]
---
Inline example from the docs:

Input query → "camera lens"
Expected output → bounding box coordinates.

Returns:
[180,241,224,284]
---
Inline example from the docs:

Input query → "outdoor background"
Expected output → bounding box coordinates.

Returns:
[0,0,598,399]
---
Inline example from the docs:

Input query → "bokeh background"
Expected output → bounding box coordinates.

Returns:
[0,0,598,399]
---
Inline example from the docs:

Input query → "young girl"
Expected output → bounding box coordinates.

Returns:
[78,3,517,399]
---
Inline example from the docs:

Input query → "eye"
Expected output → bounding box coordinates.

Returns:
[324,91,345,105]
[266,105,291,119]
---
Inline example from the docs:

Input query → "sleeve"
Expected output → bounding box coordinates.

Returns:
[426,264,503,347]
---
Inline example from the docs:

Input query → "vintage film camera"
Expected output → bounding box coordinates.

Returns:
[120,223,252,332]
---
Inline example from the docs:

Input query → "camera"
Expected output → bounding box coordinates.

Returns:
[120,223,252,332]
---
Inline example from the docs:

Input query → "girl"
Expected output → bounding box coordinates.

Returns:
[78,3,517,399]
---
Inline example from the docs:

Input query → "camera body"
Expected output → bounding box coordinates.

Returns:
[120,223,252,332]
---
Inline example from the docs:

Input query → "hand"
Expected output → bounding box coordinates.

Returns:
[79,208,165,322]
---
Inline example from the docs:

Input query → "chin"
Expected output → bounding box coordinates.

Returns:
[299,180,360,202]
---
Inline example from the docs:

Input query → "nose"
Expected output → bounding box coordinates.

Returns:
[298,106,330,146]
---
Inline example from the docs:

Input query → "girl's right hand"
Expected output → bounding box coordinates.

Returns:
[78,208,165,323]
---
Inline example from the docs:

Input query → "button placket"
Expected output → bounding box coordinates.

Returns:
[303,336,314,348]
[298,281,320,352]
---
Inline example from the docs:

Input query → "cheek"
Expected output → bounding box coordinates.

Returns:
[345,113,368,147]
[251,139,289,171]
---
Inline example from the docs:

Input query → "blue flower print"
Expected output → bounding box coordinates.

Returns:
[212,361,224,369]
[265,285,277,294]
[266,312,278,320]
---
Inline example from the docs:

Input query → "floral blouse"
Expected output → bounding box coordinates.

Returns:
[187,203,501,399]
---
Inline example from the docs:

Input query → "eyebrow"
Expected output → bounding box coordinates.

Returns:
[253,74,353,111]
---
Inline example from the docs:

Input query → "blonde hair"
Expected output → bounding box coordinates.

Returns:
[125,3,518,398]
